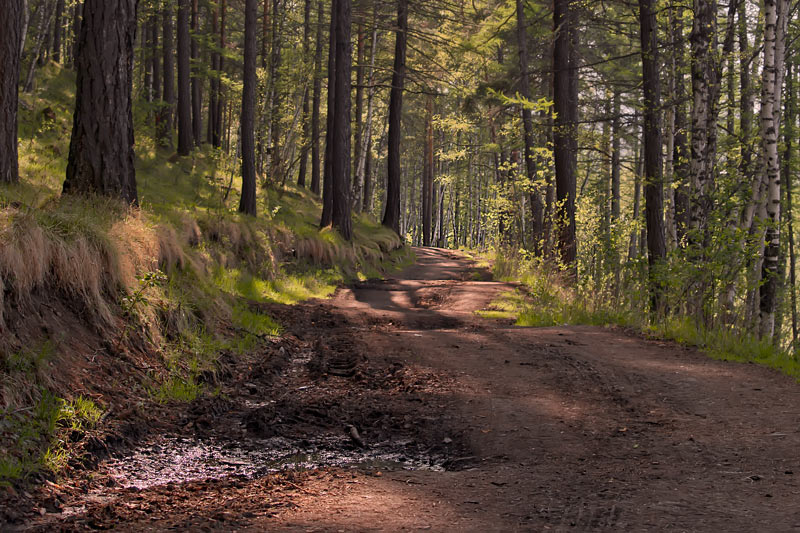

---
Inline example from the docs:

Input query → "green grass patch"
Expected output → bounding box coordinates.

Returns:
[0,389,103,484]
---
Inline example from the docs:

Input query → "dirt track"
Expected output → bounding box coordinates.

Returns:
[20,247,800,531]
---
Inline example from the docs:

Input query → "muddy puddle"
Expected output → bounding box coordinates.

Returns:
[103,434,447,490]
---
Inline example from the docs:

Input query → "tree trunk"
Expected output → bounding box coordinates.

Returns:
[610,92,621,222]
[176,0,192,155]
[63,0,138,204]
[70,1,81,66]
[356,21,379,212]
[191,0,202,145]
[422,95,433,246]
[331,0,353,239]
[52,0,64,62]
[151,8,161,103]
[759,0,789,338]
[21,0,31,59]
[239,0,257,216]
[310,0,323,194]
[320,0,337,227]
[553,0,578,271]
[672,7,689,240]
[213,0,226,149]
[783,63,797,346]
[297,0,312,188]
[207,2,219,145]
[382,0,408,235]
[158,1,175,148]
[24,0,57,93]
[352,20,365,204]
[269,0,283,183]
[0,0,23,184]
[688,0,718,236]
[515,0,542,254]
[639,0,667,311]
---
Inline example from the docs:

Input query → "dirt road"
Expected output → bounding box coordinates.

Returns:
[24,247,800,531]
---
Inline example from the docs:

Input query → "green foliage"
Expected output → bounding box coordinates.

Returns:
[0,389,103,484]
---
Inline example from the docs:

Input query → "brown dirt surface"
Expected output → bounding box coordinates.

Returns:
[11,247,800,531]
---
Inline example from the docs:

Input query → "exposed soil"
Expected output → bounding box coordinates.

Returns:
[10,247,800,531]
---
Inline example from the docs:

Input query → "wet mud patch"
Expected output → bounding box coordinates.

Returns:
[103,433,451,491]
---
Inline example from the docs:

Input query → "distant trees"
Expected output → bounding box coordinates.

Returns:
[63,0,138,204]
[0,0,24,184]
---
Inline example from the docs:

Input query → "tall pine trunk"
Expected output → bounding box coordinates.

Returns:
[0,0,24,184]
[320,0,337,227]
[553,0,578,271]
[422,95,433,246]
[190,0,202,145]
[239,0,257,216]
[639,0,667,311]
[382,0,408,235]
[176,0,192,155]
[516,0,542,253]
[158,1,175,148]
[331,0,353,239]
[310,0,323,194]
[297,0,312,188]
[63,0,138,204]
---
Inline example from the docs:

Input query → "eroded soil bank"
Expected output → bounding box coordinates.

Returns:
[12,248,800,531]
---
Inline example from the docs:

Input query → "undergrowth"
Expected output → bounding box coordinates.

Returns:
[485,250,800,381]
[0,64,407,485]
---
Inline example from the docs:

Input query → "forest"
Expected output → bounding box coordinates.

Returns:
[3,0,800,529]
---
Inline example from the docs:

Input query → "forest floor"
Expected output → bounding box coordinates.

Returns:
[13,248,800,531]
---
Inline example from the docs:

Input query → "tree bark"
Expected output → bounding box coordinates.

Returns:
[610,92,621,222]
[269,0,283,183]
[151,7,161,103]
[688,0,719,236]
[516,0,542,254]
[352,20,365,203]
[239,0,257,216]
[310,0,323,194]
[24,0,57,93]
[355,19,378,212]
[0,0,23,184]
[382,0,408,235]
[52,0,64,62]
[320,0,337,227]
[207,3,219,145]
[422,95,433,246]
[63,0,138,205]
[70,1,81,66]
[759,0,789,338]
[331,0,353,240]
[190,0,201,145]
[553,0,578,271]
[158,1,175,148]
[639,0,667,311]
[297,0,312,188]
[176,0,192,155]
